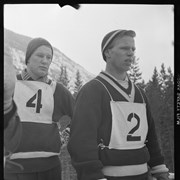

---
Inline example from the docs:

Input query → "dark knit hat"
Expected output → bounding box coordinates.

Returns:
[101,29,136,61]
[25,38,53,65]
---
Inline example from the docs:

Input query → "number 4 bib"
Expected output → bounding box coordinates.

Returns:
[109,101,148,150]
[14,80,55,124]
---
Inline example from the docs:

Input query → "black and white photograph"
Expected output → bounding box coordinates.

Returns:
[4,4,174,180]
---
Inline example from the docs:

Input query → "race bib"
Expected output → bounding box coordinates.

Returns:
[14,80,55,124]
[109,101,148,149]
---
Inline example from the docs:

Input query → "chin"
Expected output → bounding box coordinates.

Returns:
[126,66,131,71]
[38,72,47,77]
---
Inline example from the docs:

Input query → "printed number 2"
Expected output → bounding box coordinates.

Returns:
[127,113,141,141]
[26,89,42,113]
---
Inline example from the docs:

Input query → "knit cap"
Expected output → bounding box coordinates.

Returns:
[101,29,136,61]
[25,38,53,65]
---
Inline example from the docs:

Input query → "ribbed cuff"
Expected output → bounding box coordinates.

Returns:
[151,164,169,174]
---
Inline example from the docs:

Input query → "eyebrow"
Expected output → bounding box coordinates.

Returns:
[35,52,52,55]
[120,45,136,50]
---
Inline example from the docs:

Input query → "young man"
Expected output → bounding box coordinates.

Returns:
[67,30,170,180]
[4,38,74,180]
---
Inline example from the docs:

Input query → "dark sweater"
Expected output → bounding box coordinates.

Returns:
[5,74,74,173]
[68,72,164,180]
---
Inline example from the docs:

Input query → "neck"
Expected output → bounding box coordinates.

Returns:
[105,66,127,81]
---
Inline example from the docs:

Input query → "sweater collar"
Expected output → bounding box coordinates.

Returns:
[21,69,50,84]
[103,71,129,82]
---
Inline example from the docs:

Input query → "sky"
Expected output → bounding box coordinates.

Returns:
[4,4,174,83]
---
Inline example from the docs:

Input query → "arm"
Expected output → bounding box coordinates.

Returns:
[54,83,75,145]
[4,101,22,153]
[4,50,22,157]
[4,48,16,115]
[54,83,75,119]
[67,81,105,180]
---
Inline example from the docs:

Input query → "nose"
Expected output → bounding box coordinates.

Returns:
[41,56,49,64]
[127,49,135,56]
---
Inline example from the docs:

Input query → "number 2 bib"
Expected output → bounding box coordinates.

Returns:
[96,73,148,150]
[109,101,148,150]
[14,80,56,124]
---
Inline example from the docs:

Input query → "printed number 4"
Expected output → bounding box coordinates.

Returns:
[127,113,141,141]
[26,89,42,113]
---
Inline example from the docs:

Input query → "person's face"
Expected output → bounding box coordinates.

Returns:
[106,35,136,73]
[27,45,53,79]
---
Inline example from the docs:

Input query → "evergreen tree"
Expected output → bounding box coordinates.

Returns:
[159,63,168,93]
[137,79,146,90]
[128,57,143,84]
[159,65,174,172]
[145,67,163,145]
[145,65,174,172]
[165,67,174,131]
[57,64,70,89]
[73,70,83,98]
[146,67,160,89]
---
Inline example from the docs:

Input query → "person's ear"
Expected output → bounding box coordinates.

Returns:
[104,49,111,59]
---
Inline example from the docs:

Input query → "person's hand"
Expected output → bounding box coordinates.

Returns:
[153,172,170,180]
[4,47,16,113]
